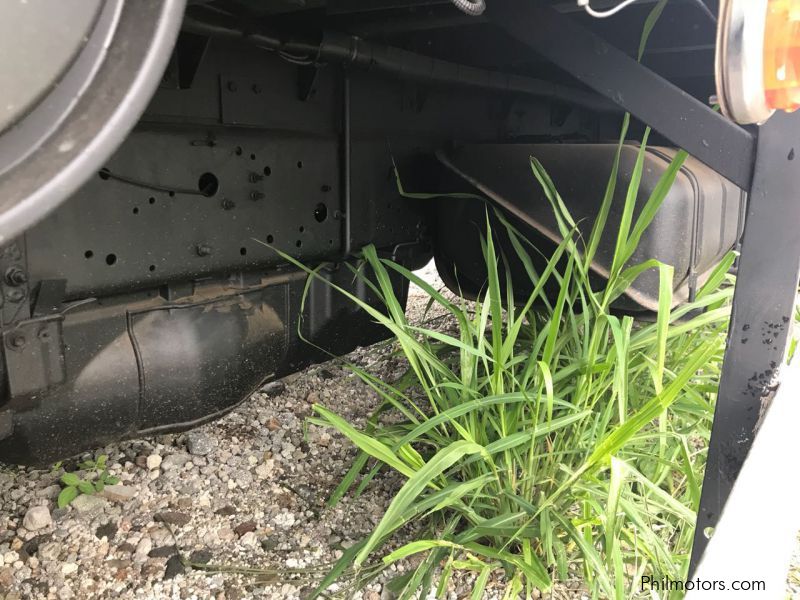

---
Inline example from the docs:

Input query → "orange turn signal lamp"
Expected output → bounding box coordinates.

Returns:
[717,0,800,124]
[764,0,800,113]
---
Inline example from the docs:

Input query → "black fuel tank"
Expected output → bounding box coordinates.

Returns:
[435,143,745,312]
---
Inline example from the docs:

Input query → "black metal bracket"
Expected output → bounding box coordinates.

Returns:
[0,240,30,326]
[487,0,756,190]
[488,0,800,574]
[2,316,66,398]
[690,110,800,573]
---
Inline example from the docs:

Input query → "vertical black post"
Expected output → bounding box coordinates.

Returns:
[690,110,800,573]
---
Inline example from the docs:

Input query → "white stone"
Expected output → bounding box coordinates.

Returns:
[216,527,235,543]
[255,460,274,480]
[133,537,152,564]
[273,512,295,528]
[146,454,162,470]
[22,506,52,531]
[161,452,190,470]
[38,542,61,561]
[61,562,78,575]
[101,484,137,503]
[70,494,106,513]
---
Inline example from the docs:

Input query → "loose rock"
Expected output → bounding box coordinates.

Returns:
[148,545,177,558]
[70,494,106,514]
[21,535,50,560]
[260,381,286,397]
[186,431,215,456]
[35,485,61,500]
[101,485,136,503]
[153,511,190,527]
[233,521,256,537]
[188,548,212,564]
[160,452,190,471]
[37,542,60,562]
[22,507,51,532]
[163,554,184,580]
[133,537,152,564]
[95,522,118,540]
[239,531,258,547]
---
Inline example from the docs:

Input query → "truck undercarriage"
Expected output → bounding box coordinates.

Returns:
[1,0,798,575]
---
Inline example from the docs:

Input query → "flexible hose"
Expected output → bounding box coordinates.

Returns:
[450,0,486,16]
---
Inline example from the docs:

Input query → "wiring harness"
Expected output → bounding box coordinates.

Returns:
[451,0,713,21]
[579,0,716,21]
[577,0,643,18]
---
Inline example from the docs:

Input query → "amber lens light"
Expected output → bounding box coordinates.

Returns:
[764,0,800,112]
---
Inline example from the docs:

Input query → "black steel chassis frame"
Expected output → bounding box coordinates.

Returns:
[488,0,800,573]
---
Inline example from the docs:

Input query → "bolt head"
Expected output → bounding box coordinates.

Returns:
[5,267,27,286]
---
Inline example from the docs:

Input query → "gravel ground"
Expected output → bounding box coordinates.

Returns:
[0,263,797,599]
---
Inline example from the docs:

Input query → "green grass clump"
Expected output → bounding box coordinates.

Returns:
[274,117,735,599]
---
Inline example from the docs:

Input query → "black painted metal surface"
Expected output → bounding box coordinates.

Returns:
[436,142,744,312]
[690,111,800,573]
[0,265,409,466]
[486,0,756,190]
